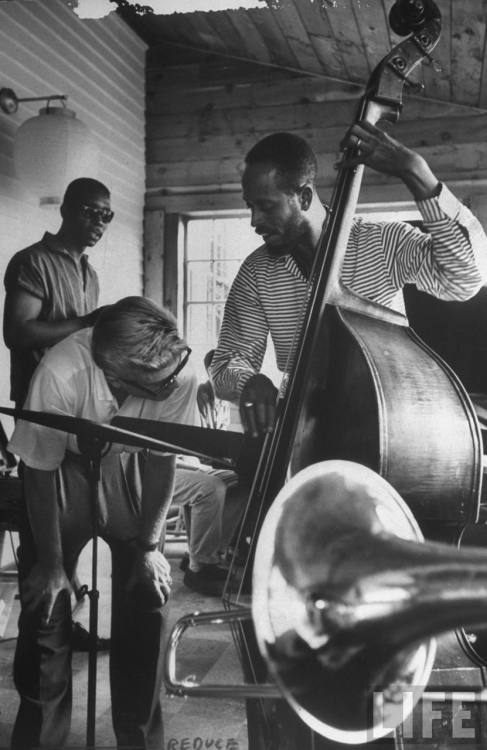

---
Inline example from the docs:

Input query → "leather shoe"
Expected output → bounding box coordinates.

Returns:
[183,565,229,597]
[72,621,110,652]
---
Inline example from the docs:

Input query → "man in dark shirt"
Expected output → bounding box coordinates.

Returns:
[3,177,111,408]
[3,177,112,650]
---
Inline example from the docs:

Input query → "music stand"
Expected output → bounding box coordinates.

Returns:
[0,406,186,749]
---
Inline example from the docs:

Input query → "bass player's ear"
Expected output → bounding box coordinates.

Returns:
[299,185,313,211]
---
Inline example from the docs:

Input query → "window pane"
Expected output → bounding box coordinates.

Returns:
[186,302,225,381]
[214,259,241,300]
[184,216,257,412]
[187,259,242,303]
[186,217,255,262]
[215,218,256,261]
[186,261,213,303]
[186,220,216,260]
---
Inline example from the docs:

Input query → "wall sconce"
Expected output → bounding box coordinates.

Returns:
[0,87,99,206]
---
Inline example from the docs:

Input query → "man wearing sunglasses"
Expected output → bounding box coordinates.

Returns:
[3,177,113,412]
[8,295,197,750]
[3,177,114,650]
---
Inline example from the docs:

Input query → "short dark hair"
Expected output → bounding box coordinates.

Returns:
[92,296,186,375]
[62,178,110,209]
[244,132,317,192]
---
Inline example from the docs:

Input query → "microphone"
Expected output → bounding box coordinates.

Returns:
[389,0,438,36]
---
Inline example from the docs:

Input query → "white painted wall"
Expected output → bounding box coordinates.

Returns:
[0,0,146,420]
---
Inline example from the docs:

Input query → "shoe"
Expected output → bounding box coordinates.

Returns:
[180,554,227,578]
[71,621,110,652]
[183,565,229,597]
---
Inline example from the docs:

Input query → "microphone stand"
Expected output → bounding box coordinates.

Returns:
[76,432,111,749]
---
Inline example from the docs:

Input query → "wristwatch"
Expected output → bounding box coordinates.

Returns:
[135,538,159,552]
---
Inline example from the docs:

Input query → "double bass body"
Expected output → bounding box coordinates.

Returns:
[291,296,483,526]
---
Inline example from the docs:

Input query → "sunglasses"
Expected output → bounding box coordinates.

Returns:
[80,204,114,224]
[118,347,192,398]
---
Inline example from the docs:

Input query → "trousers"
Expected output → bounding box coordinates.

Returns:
[11,451,167,750]
[172,466,244,568]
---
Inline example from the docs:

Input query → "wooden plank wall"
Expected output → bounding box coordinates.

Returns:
[0,0,146,413]
[146,62,487,222]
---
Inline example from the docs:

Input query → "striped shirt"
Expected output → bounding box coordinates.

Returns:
[211,185,487,401]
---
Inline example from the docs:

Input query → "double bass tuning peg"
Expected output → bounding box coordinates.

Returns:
[387,57,425,94]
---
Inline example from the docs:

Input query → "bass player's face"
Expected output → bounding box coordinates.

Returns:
[242,163,308,256]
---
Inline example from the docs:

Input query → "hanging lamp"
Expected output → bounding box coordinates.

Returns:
[1,88,99,206]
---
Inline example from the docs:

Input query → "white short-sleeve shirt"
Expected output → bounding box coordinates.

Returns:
[9,328,199,471]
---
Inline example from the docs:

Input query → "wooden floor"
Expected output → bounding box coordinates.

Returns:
[0,538,248,749]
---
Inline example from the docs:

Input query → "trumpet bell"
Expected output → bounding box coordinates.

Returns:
[252,460,436,745]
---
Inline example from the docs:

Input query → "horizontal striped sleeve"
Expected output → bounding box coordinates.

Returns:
[381,185,486,301]
[211,249,309,400]
[343,186,487,307]
[343,220,399,306]
[211,250,270,401]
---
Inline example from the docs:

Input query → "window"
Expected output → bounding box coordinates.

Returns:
[183,203,420,384]
[184,214,256,381]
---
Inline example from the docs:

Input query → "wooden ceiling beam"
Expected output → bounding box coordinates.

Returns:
[145,113,487,166]
[146,38,364,89]
[145,176,487,214]
[147,39,487,114]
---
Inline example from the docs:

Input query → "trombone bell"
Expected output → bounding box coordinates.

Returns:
[165,460,487,744]
[252,460,437,744]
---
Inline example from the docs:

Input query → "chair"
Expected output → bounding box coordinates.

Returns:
[164,504,187,543]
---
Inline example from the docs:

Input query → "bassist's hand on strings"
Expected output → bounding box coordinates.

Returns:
[239,373,278,437]
[338,120,439,200]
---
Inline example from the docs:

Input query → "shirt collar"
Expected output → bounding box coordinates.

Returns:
[260,244,305,280]
[42,232,88,264]
[283,254,306,280]
[94,367,115,404]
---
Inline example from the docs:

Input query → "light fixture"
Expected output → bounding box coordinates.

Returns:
[0,87,99,207]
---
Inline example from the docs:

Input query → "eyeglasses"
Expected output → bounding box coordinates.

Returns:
[80,204,114,224]
[118,347,192,398]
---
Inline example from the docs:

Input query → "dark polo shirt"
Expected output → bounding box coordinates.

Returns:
[4,232,99,406]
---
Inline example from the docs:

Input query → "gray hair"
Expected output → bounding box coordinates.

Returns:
[92,296,186,375]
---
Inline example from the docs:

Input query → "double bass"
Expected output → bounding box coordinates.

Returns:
[219,0,483,747]
[164,1,486,748]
